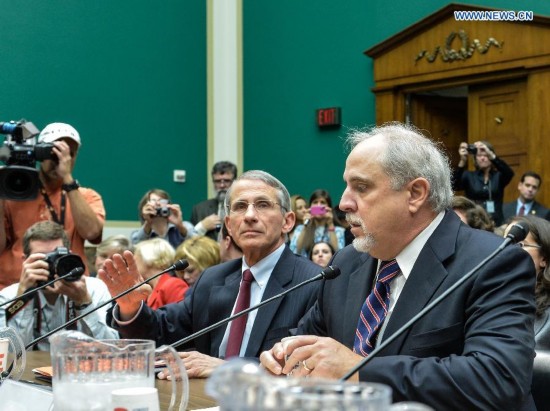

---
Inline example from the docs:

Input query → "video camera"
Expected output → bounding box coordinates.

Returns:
[0,119,55,201]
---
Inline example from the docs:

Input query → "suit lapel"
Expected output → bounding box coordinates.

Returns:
[244,248,294,357]
[380,211,460,354]
[343,254,377,348]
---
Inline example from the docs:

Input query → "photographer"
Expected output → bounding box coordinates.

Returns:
[453,140,514,226]
[289,189,345,258]
[0,122,105,289]
[0,221,118,351]
[131,188,195,249]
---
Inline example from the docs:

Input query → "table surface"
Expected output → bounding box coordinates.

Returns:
[21,351,218,410]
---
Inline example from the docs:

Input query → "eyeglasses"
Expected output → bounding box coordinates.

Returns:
[228,200,286,215]
[518,242,541,249]
[213,179,233,185]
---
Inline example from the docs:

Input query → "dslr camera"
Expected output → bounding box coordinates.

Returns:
[466,144,477,155]
[0,120,56,201]
[44,247,85,282]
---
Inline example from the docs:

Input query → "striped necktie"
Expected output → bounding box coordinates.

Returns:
[353,259,400,356]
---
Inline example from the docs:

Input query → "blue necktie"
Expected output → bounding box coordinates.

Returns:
[353,259,400,356]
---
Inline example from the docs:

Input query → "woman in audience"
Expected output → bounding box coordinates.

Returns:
[310,241,334,268]
[289,195,307,241]
[92,234,133,276]
[452,195,494,232]
[134,238,188,309]
[505,215,550,349]
[453,140,514,226]
[174,236,221,287]
[290,189,345,258]
[131,188,195,249]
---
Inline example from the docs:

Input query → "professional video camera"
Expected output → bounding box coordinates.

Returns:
[0,119,55,201]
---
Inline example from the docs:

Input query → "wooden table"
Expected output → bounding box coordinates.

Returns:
[22,351,218,410]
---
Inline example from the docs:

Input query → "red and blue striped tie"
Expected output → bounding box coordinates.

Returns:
[353,259,400,356]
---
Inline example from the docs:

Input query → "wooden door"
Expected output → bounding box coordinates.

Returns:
[468,80,528,203]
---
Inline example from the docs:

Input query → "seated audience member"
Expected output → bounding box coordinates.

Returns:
[310,241,334,268]
[290,189,345,258]
[191,161,237,240]
[218,222,243,263]
[92,234,133,277]
[289,195,307,241]
[131,189,195,249]
[99,170,322,379]
[0,221,118,350]
[260,122,536,410]
[174,236,221,287]
[503,171,550,221]
[0,122,105,289]
[452,196,494,231]
[505,215,550,350]
[453,140,514,226]
[133,238,188,310]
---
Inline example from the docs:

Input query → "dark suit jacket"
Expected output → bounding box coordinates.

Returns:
[117,246,322,358]
[299,211,536,411]
[503,200,550,222]
[191,198,220,240]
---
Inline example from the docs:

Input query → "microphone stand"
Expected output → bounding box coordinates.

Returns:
[340,235,519,381]
[24,260,188,350]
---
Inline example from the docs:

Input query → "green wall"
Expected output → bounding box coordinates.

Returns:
[243,0,550,205]
[0,0,206,221]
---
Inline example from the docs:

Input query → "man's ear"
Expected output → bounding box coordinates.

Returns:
[407,178,430,214]
[282,211,296,234]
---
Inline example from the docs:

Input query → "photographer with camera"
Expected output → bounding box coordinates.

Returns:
[289,189,345,258]
[0,221,118,351]
[131,189,195,249]
[453,140,514,226]
[0,122,105,290]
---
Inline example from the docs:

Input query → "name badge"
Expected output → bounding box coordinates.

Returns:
[486,201,495,213]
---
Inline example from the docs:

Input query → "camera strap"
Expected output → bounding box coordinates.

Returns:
[41,188,66,226]
[31,295,77,348]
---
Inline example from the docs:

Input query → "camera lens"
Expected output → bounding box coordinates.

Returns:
[56,255,85,281]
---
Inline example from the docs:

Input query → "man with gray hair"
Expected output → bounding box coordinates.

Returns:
[99,170,322,378]
[261,122,536,410]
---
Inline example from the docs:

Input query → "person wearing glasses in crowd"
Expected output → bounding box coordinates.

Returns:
[505,215,550,350]
[131,189,195,249]
[191,161,237,240]
[99,170,322,378]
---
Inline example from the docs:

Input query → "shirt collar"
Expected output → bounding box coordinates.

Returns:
[394,211,445,280]
[242,243,286,289]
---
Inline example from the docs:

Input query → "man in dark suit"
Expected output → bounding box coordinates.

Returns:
[503,171,550,222]
[260,123,536,410]
[191,161,237,240]
[99,170,322,378]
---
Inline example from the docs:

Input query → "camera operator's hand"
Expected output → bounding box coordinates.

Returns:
[141,202,158,223]
[167,203,189,237]
[98,251,152,320]
[54,275,92,307]
[322,206,334,225]
[51,140,75,182]
[17,254,50,296]
[458,142,468,167]
[201,214,221,232]
[474,141,496,160]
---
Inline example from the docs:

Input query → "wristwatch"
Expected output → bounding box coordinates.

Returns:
[62,180,80,192]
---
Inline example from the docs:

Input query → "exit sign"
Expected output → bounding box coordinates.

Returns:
[316,107,341,128]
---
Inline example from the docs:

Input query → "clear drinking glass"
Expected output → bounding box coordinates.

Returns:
[0,326,26,383]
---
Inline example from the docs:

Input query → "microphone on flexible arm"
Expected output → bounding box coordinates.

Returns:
[0,267,85,309]
[340,222,529,381]
[169,265,341,350]
[24,259,189,351]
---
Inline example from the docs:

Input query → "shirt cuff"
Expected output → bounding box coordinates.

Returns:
[194,222,208,236]
[112,301,145,325]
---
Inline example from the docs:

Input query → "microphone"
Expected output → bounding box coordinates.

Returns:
[0,267,85,309]
[169,265,341,349]
[24,259,189,350]
[340,222,529,381]
[303,218,310,226]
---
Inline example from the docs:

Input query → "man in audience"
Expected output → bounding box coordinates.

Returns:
[0,122,105,289]
[99,170,322,378]
[503,171,550,221]
[191,161,237,240]
[218,222,243,262]
[260,123,536,410]
[0,221,118,350]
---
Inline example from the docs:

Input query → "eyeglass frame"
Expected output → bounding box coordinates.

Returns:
[226,199,288,215]
[517,241,541,249]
